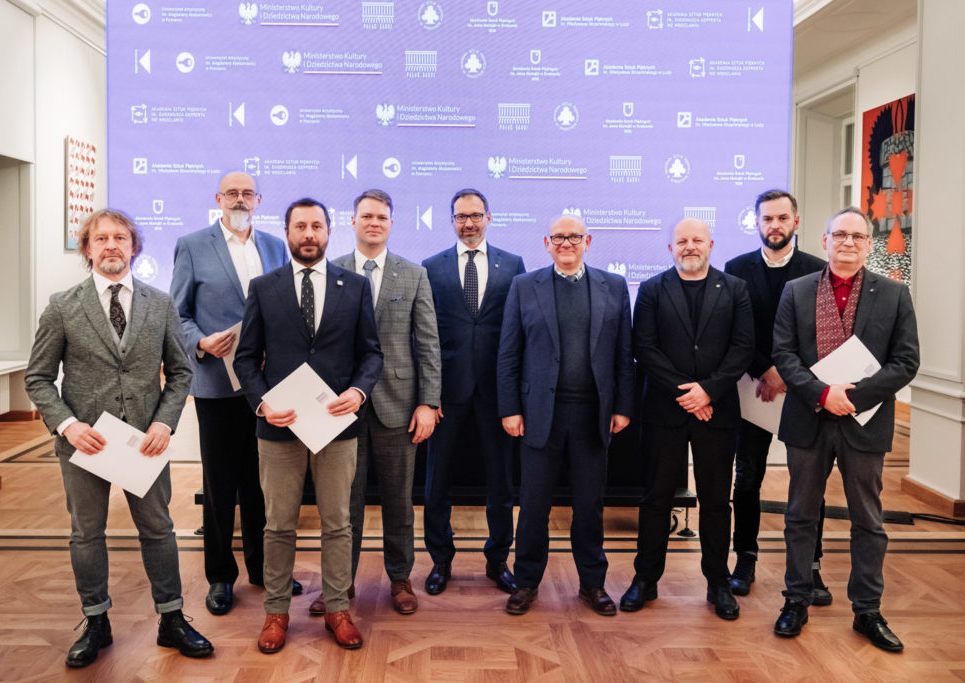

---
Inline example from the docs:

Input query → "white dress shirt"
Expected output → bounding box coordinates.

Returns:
[221,221,264,296]
[92,270,134,324]
[457,239,489,309]
[353,248,387,304]
[293,258,326,333]
[762,246,795,268]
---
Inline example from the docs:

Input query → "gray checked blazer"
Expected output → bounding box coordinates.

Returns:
[25,276,193,451]
[332,251,441,429]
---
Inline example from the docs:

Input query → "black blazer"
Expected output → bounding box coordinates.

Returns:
[772,269,919,452]
[724,248,826,378]
[634,266,754,429]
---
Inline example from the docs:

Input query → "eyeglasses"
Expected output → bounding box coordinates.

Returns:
[827,231,869,244]
[220,190,258,201]
[548,234,585,245]
[452,213,486,225]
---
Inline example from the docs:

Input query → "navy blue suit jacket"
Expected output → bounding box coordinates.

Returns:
[497,265,634,450]
[233,261,383,442]
[422,244,525,405]
[170,221,288,398]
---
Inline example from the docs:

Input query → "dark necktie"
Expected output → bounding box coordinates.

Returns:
[464,250,479,318]
[108,283,126,339]
[300,268,315,335]
[363,259,377,302]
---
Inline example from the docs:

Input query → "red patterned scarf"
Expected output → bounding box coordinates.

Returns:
[815,266,864,360]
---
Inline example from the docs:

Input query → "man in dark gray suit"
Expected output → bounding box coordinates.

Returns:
[25,209,213,668]
[331,189,441,615]
[772,207,919,651]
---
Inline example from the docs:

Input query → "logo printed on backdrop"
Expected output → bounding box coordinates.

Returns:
[498,103,530,131]
[153,199,164,215]
[554,103,579,131]
[376,104,396,125]
[131,104,148,124]
[243,157,260,176]
[405,50,437,77]
[584,59,599,76]
[647,10,663,29]
[134,49,151,74]
[606,262,627,276]
[416,205,433,231]
[609,156,642,182]
[133,158,148,174]
[689,58,706,78]
[677,111,692,128]
[229,102,245,127]
[362,2,395,29]
[418,2,443,29]
[748,6,765,32]
[562,207,582,218]
[738,206,757,235]
[209,209,223,224]
[132,3,151,24]
[239,2,258,24]
[487,156,507,178]
[542,10,556,27]
[462,50,486,77]
[383,157,402,179]
[341,154,358,179]
[623,102,634,117]
[665,154,691,182]
[530,50,541,65]
[134,254,159,283]
[488,1,498,16]
[734,154,745,170]
[283,51,302,74]
[176,52,195,73]
[270,105,289,126]
[684,206,716,229]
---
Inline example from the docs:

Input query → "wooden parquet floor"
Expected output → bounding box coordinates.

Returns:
[0,414,964,681]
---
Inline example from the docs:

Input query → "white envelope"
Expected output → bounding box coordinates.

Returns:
[261,363,357,454]
[222,321,244,392]
[809,335,882,426]
[737,373,785,435]
[68,412,171,498]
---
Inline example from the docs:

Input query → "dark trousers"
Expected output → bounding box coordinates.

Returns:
[784,420,887,613]
[634,419,735,587]
[513,401,608,589]
[196,396,265,585]
[733,419,826,560]
[350,410,416,582]
[424,390,514,565]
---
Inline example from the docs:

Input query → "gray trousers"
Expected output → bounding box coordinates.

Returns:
[57,441,183,616]
[350,410,416,582]
[258,437,356,614]
[784,420,887,613]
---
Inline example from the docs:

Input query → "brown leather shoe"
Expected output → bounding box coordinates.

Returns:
[324,611,363,649]
[578,585,617,616]
[506,587,538,615]
[390,579,418,615]
[257,613,289,654]
[308,595,326,616]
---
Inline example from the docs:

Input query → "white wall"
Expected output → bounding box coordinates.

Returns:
[0,1,35,163]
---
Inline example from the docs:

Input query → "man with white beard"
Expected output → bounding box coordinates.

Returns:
[171,172,295,616]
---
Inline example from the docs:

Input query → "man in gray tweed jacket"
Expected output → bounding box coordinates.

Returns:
[25,209,213,668]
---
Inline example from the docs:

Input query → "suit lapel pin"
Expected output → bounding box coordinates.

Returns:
[716,283,721,288]
[495,262,499,268]
[336,280,343,286]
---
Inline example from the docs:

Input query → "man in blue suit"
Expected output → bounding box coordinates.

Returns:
[170,171,291,616]
[497,214,634,616]
[421,188,525,596]
[234,198,382,652]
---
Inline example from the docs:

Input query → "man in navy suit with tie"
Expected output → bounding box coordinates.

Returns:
[421,188,525,596]
[170,171,292,616]
[497,214,634,616]
[234,198,382,652]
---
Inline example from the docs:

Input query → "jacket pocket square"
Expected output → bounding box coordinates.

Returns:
[390,296,406,302]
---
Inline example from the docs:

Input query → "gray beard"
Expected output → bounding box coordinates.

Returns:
[225,210,251,232]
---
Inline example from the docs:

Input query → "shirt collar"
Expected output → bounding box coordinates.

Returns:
[220,220,253,244]
[92,270,134,296]
[354,248,387,271]
[554,264,586,280]
[829,270,857,287]
[295,259,327,276]
[761,247,794,268]
[457,239,488,257]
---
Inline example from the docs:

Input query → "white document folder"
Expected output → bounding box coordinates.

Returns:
[68,412,171,498]
[222,321,244,392]
[261,363,357,454]
[809,335,882,426]
[736,373,785,435]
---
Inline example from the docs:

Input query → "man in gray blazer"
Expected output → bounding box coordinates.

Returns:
[25,209,213,668]
[170,171,292,615]
[772,207,919,651]
[331,189,441,615]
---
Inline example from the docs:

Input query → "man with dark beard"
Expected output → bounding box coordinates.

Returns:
[723,190,830,603]
[171,172,295,616]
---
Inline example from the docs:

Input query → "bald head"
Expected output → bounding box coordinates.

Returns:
[669,218,713,280]
[216,171,261,234]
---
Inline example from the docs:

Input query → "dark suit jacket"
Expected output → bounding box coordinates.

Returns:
[724,248,826,379]
[422,244,525,405]
[772,269,919,452]
[25,277,192,448]
[233,261,383,442]
[170,221,288,399]
[497,265,634,450]
[634,266,755,429]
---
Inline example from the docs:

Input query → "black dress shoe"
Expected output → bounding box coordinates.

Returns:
[205,582,233,615]
[578,586,617,616]
[424,562,451,595]
[619,577,658,612]
[506,587,538,615]
[292,579,303,596]
[157,610,214,658]
[66,613,112,668]
[774,599,808,637]
[853,612,903,652]
[729,553,756,596]
[706,584,740,620]
[485,561,517,594]
[811,568,833,606]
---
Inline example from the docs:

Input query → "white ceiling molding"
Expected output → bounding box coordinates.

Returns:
[794,0,836,25]
[13,0,106,53]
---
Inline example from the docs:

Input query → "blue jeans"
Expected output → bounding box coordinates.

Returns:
[57,439,183,616]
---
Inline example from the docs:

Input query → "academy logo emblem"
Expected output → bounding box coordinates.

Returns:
[134,254,159,283]
[487,156,507,179]
[738,206,757,235]
[418,2,443,29]
[562,207,582,218]
[376,103,395,125]
[665,154,691,182]
[462,50,486,78]
[283,51,302,74]
[554,102,579,131]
